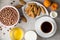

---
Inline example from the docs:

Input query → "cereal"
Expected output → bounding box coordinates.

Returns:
[0,7,18,26]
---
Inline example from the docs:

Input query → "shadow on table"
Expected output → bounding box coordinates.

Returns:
[37,34,47,40]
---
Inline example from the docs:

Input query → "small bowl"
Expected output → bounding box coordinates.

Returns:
[24,31,37,40]
[50,11,58,18]
[0,5,20,27]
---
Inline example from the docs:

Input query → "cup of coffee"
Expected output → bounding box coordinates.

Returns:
[41,21,54,33]
[35,16,57,38]
[39,21,54,37]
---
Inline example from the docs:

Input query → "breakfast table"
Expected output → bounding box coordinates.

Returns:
[0,0,60,40]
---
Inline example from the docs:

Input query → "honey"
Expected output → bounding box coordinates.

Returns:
[10,27,24,40]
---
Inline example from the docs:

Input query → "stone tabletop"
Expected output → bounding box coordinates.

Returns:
[0,0,60,40]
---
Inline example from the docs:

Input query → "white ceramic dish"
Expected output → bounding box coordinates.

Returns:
[50,11,58,18]
[22,1,49,19]
[24,31,37,40]
[35,16,57,38]
[0,5,20,27]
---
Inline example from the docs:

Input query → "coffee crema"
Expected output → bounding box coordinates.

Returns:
[41,22,52,33]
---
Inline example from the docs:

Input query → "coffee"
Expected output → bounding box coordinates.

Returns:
[41,22,52,33]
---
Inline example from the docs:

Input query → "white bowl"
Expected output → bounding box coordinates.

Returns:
[24,31,37,40]
[0,5,20,27]
[35,16,57,38]
[50,11,58,18]
[22,1,49,19]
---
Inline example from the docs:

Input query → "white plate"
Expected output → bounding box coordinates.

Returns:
[35,16,57,38]
[22,1,49,19]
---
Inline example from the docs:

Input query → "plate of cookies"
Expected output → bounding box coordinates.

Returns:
[22,1,49,19]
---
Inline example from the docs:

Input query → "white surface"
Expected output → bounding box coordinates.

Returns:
[35,16,57,38]
[24,31,37,40]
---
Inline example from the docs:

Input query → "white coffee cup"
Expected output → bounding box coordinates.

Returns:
[35,16,57,38]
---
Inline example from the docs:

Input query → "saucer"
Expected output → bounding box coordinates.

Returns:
[35,16,57,38]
